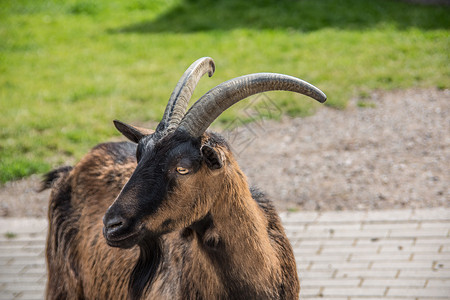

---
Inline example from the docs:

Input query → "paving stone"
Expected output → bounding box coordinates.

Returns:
[299,287,321,297]
[335,269,399,279]
[399,269,450,278]
[301,297,347,300]
[298,270,335,279]
[296,261,311,270]
[283,224,307,231]
[19,266,46,276]
[0,248,44,256]
[0,258,45,267]
[411,208,450,221]
[1,207,450,300]
[301,278,360,287]
[0,241,45,250]
[413,253,450,260]
[365,210,414,222]
[0,236,45,243]
[362,222,419,230]
[309,261,370,271]
[292,247,321,255]
[415,238,450,245]
[281,211,320,223]
[350,253,412,261]
[296,254,349,263]
[427,278,450,287]
[355,238,416,246]
[387,287,450,297]
[320,245,378,254]
[1,269,38,276]
[1,283,44,292]
[362,278,426,287]
[290,230,334,239]
[0,252,42,258]
[306,223,362,231]
[317,211,369,223]
[390,228,449,238]
[371,260,433,269]
[322,287,386,297]
[12,291,45,300]
[350,298,409,300]
[0,219,47,234]
[333,229,390,239]
[420,221,450,229]
[379,244,442,253]
[0,276,44,284]
[0,291,15,300]
[297,239,357,246]
[0,243,43,248]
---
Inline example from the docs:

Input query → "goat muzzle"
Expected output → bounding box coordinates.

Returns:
[103,214,142,249]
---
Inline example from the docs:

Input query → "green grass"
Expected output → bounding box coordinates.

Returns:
[5,232,17,239]
[357,101,377,109]
[0,0,448,183]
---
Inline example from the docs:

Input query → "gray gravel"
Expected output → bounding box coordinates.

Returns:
[235,88,449,211]
[0,175,50,218]
[0,88,449,217]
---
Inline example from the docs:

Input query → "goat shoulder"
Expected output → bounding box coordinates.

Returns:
[44,141,138,299]
[252,187,300,299]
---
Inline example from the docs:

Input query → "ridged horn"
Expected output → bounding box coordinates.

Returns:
[177,73,327,137]
[160,57,215,132]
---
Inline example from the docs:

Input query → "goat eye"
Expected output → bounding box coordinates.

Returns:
[176,167,189,175]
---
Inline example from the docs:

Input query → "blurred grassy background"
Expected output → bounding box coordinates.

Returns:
[0,0,448,183]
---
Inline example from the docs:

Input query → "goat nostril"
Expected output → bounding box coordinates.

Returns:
[104,216,125,231]
[109,221,123,229]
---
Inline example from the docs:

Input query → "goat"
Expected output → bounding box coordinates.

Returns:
[43,57,326,299]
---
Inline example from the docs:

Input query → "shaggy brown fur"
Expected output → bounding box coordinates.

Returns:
[44,133,299,299]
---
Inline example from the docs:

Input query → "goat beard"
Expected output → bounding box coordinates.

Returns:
[128,235,163,300]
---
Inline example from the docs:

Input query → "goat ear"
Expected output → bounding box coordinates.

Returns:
[201,145,224,170]
[113,120,154,143]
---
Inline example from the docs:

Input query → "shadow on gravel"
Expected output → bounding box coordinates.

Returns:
[110,0,449,34]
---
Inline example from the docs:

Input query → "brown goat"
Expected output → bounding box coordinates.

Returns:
[44,57,326,299]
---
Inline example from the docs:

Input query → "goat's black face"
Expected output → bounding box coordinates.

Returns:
[103,126,225,249]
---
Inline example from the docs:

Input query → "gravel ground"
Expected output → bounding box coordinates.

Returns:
[0,88,449,217]
[236,88,449,211]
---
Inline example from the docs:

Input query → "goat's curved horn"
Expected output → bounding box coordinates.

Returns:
[177,73,327,138]
[160,57,215,132]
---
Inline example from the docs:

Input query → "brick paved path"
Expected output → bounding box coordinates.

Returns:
[1,208,449,300]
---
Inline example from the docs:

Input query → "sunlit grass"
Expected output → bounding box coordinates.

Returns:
[0,0,448,182]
